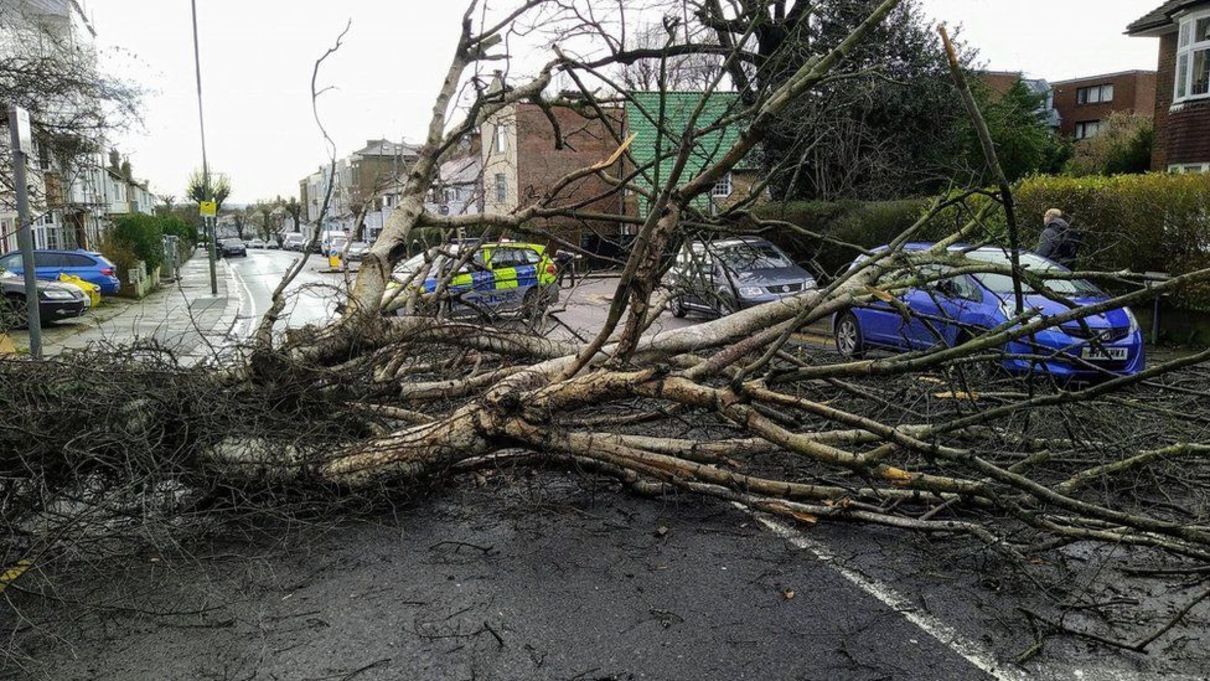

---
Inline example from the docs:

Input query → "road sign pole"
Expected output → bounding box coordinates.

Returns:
[8,105,42,358]
[208,215,218,293]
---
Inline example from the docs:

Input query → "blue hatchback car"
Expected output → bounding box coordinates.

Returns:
[833,244,1145,380]
[0,249,122,295]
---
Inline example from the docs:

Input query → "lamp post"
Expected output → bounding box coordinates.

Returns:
[190,0,218,294]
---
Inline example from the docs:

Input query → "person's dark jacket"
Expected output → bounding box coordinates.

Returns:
[1036,217,1080,269]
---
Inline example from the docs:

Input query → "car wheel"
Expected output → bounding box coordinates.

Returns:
[671,296,688,318]
[1,294,28,329]
[835,311,865,359]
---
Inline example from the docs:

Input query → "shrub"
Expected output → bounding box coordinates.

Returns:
[753,199,929,277]
[109,214,164,271]
[1064,113,1154,177]
[158,214,198,246]
[97,232,139,287]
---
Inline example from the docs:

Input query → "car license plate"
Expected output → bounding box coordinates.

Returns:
[1082,346,1128,361]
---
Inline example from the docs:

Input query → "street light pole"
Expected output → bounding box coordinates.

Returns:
[8,105,42,357]
[190,0,218,295]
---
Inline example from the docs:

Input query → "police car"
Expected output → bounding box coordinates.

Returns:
[383,240,559,318]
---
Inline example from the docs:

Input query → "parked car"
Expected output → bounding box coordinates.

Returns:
[383,241,558,317]
[345,241,371,261]
[832,244,1145,381]
[282,234,306,251]
[220,238,248,258]
[664,237,817,317]
[0,269,90,327]
[247,238,266,249]
[0,249,121,295]
[265,239,281,250]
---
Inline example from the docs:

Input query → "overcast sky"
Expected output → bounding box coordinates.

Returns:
[91,0,1161,204]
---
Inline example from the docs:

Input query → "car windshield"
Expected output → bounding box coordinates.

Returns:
[222,239,242,245]
[713,242,793,271]
[964,249,1102,296]
[395,250,450,279]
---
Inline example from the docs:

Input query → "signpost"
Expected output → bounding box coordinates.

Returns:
[7,105,41,358]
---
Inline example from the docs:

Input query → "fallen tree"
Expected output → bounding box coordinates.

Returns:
[4,0,1210,664]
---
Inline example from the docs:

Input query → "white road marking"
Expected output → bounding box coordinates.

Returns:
[754,514,1032,681]
[754,514,1205,681]
[227,260,257,340]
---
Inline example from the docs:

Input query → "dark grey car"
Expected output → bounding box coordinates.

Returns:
[665,237,816,317]
[1,270,89,327]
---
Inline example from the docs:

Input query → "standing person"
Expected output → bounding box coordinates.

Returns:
[554,249,576,287]
[1036,208,1081,270]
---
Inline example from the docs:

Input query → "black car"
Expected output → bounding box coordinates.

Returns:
[220,238,248,258]
[1,270,89,327]
[664,237,817,317]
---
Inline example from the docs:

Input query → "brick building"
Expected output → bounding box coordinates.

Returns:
[1129,1,1210,172]
[481,76,625,247]
[1049,70,1157,140]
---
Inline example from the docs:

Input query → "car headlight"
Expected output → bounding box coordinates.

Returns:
[737,286,763,298]
[41,289,74,300]
[1125,307,1139,333]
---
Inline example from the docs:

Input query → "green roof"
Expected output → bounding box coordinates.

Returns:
[625,91,746,216]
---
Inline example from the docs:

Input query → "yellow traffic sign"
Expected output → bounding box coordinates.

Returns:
[199,201,217,217]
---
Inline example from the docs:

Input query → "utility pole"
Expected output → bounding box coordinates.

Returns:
[190,0,218,294]
[8,105,42,357]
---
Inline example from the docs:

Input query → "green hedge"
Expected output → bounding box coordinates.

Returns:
[109,214,165,271]
[755,174,1210,310]
[953,174,1210,310]
[158,214,198,246]
[753,199,930,277]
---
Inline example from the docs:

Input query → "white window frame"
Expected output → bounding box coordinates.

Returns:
[1175,8,1210,104]
[1076,84,1114,105]
[494,173,507,202]
[1168,162,1210,173]
[1074,120,1102,140]
[495,123,507,153]
[711,172,733,198]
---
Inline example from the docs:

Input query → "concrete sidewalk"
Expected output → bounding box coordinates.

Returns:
[8,254,241,362]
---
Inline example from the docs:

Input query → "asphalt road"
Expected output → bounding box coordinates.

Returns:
[225,248,345,337]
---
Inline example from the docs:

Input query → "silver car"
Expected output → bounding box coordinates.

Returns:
[665,237,816,317]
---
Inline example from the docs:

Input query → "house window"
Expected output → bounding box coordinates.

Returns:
[1074,120,1102,140]
[1175,10,1210,104]
[711,172,733,198]
[495,124,507,153]
[1076,84,1114,105]
[494,173,506,202]
[1168,163,1210,173]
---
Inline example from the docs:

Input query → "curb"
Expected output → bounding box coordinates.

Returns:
[212,259,242,338]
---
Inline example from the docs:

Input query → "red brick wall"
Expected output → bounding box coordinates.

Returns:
[515,103,625,243]
[1154,30,1210,168]
[1051,71,1156,138]
[1154,33,1176,170]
